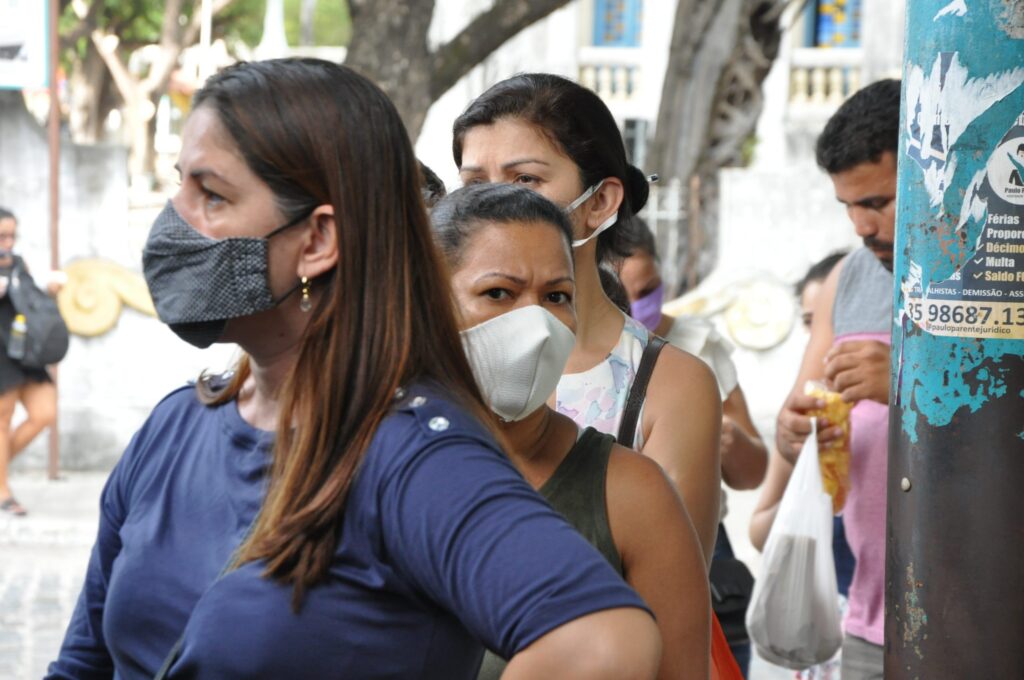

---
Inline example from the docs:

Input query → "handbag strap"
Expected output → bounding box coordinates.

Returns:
[616,334,667,447]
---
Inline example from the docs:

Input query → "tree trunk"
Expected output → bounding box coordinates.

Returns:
[344,0,574,140]
[69,45,116,144]
[344,0,436,137]
[647,0,788,295]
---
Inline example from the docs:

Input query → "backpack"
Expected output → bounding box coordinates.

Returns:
[8,258,70,369]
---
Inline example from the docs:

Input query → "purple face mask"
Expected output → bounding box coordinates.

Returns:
[630,283,664,331]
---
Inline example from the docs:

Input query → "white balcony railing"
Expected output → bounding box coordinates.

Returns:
[789,47,864,108]
[578,46,644,102]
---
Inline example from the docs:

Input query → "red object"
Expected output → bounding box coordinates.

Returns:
[710,611,743,680]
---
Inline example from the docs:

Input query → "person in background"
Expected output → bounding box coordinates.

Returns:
[453,72,737,680]
[614,217,767,677]
[749,250,851,680]
[775,79,900,680]
[48,59,660,680]
[0,207,62,517]
[432,182,710,680]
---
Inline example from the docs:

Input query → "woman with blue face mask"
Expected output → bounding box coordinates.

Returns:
[454,74,723,570]
[47,60,660,680]
[432,183,710,680]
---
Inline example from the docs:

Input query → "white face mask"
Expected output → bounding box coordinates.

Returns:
[460,305,576,422]
[565,180,618,248]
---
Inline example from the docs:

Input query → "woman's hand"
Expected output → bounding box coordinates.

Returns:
[720,387,767,490]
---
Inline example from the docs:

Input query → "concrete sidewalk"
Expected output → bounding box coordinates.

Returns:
[0,471,103,680]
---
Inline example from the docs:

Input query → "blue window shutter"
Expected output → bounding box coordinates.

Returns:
[592,0,642,47]
[815,0,862,48]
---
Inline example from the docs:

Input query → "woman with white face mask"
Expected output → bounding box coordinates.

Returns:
[454,74,722,569]
[432,183,710,680]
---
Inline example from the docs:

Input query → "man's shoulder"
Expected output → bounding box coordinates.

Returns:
[833,248,892,334]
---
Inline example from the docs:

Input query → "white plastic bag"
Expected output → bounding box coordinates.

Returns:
[746,419,843,669]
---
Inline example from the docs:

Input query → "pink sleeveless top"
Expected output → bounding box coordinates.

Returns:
[836,331,889,646]
[831,247,893,646]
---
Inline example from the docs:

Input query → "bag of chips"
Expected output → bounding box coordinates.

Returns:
[804,380,852,513]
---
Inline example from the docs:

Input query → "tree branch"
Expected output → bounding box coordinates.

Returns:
[142,0,237,97]
[90,30,138,105]
[429,0,572,100]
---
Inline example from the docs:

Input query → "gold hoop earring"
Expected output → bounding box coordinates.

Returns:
[299,276,312,312]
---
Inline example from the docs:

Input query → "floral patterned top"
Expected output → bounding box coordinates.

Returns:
[555,314,650,449]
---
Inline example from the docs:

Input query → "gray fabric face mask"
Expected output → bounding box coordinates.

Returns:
[142,201,309,348]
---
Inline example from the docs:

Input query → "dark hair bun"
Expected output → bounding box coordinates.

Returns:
[624,165,650,215]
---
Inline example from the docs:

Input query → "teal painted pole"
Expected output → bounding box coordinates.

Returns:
[890,2,1024,677]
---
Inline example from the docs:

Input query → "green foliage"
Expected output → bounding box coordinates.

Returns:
[59,0,182,62]
[98,0,170,48]
[217,0,268,47]
[283,0,351,47]
[59,0,350,57]
[199,0,353,49]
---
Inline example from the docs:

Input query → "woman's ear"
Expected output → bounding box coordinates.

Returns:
[297,204,338,280]
[584,177,624,231]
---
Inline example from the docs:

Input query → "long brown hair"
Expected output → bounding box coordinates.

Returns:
[193,59,492,607]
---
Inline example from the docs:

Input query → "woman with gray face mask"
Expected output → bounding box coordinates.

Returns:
[432,183,710,680]
[47,60,660,680]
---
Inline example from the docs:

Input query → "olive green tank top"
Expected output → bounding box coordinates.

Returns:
[476,427,623,680]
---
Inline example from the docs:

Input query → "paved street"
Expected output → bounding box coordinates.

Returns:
[0,472,103,680]
[0,472,793,680]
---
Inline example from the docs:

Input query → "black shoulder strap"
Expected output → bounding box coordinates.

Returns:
[616,335,667,447]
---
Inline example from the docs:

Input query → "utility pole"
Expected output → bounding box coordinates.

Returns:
[889,2,1024,678]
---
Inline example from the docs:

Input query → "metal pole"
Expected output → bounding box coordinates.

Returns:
[889,2,1024,677]
[46,0,60,480]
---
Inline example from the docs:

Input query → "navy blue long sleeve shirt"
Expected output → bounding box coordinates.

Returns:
[47,384,647,679]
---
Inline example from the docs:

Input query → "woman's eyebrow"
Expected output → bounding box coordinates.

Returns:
[175,163,232,186]
[502,159,550,170]
[459,159,550,173]
[475,272,527,285]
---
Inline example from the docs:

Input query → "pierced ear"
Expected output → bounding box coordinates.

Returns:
[298,205,338,280]
[586,177,624,230]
